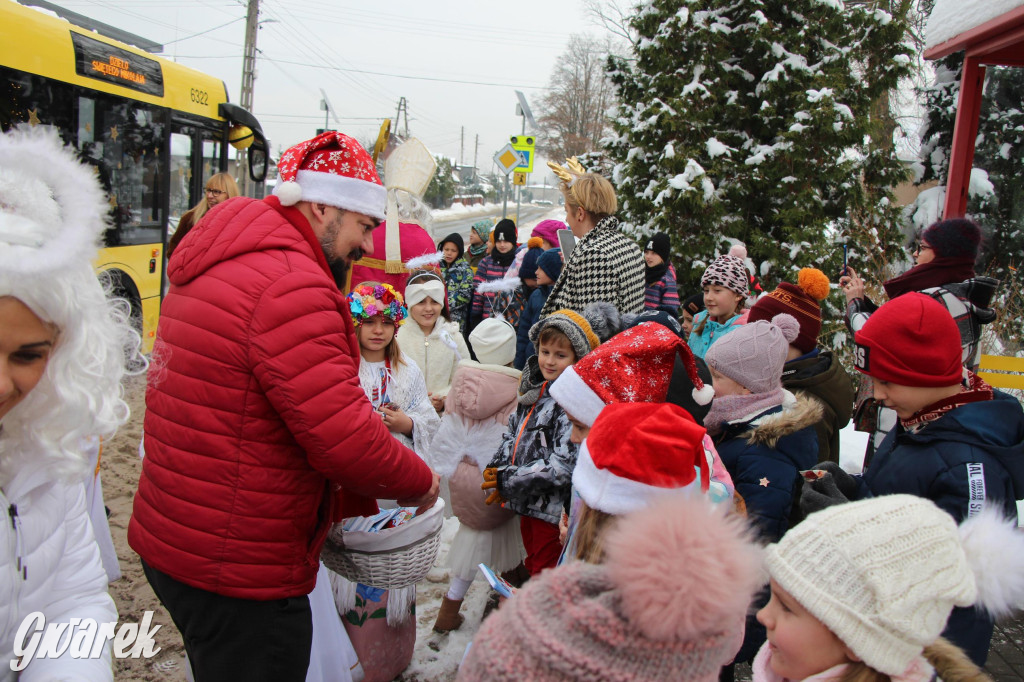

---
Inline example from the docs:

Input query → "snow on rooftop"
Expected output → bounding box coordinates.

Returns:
[926,0,1024,51]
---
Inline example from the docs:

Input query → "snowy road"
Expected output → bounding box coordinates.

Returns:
[429,204,556,244]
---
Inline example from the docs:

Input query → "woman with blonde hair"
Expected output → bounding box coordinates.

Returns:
[0,125,143,679]
[166,171,239,257]
[541,158,645,316]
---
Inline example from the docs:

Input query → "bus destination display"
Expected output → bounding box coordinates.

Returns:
[71,32,163,97]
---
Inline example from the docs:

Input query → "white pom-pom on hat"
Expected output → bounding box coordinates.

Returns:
[692,384,715,406]
[274,180,303,206]
[728,243,747,259]
[772,313,800,344]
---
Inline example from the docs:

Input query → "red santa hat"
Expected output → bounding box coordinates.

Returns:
[573,402,711,515]
[273,131,386,221]
[549,322,714,427]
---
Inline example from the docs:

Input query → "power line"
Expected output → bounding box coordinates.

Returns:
[162,16,244,45]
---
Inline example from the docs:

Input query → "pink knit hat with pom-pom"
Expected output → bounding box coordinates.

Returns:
[704,313,800,394]
[457,494,763,681]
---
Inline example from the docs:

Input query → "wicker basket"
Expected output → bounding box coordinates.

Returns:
[321,499,445,590]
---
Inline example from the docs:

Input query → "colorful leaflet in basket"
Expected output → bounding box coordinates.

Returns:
[342,507,417,533]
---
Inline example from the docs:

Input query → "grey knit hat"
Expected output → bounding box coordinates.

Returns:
[528,302,621,360]
[701,255,749,296]
[704,313,799,394]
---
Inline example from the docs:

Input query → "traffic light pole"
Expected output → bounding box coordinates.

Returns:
[515,116,524,226]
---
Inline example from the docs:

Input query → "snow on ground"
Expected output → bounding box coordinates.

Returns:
[432,202,505,223]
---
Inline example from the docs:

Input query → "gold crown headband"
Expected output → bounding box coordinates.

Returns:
[547,157,587,207]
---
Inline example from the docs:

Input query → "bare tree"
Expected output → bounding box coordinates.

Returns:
[583,0,637,46]
[536,34,617,161]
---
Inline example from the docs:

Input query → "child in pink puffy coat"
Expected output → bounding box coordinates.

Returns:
[427,319,526,632]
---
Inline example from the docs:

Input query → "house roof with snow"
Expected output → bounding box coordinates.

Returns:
[925,0,1024,59]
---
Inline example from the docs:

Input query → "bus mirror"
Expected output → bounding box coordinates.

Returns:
[249,146,268,183]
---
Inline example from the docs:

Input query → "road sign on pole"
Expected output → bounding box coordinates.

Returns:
[510,135,536,173]
[512,172,526,186]
[494,144,525,176]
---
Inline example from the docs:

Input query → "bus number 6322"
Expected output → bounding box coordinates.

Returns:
[190,88,208,105]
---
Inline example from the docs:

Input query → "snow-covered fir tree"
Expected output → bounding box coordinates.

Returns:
[606,0,915,309]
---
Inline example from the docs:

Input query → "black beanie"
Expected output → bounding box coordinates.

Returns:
[493,219,518,245]
[644,232,672,264]
[921,218,981,259]
[438,232,465,259]
[681,293,705,316]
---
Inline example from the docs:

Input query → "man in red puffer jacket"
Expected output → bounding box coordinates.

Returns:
[128,132,439,682]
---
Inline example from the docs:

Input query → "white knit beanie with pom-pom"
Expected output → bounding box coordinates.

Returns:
[767,495,1024,677]
[704,313,799,394]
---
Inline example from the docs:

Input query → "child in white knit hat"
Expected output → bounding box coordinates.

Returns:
[755,494,1024,682]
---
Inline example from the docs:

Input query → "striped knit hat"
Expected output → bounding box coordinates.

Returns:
[528,303,620,361]
[748,268,831,354]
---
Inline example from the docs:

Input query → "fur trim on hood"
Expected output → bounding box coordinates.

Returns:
[745,392,824,448]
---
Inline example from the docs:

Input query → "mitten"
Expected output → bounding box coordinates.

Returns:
[813,461,860,500]
[799,470,850,518]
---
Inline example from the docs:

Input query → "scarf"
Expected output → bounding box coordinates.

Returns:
[490,245,517,269]
[645,261,668,286]
[704,388,785,436]
[751,642,934,682]
[883,256,976,299]
[469,241,487,258]
[902,371,994,432]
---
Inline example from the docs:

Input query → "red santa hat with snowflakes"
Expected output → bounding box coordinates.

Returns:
[273,131,387,221]
[549,322,715,427]
[574,402,711,515]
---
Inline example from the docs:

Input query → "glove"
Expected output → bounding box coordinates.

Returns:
[482,467,504,505]
[799,463,856,518]
[813,461,859,500]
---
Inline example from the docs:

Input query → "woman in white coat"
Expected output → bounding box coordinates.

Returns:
[0,126,139,680]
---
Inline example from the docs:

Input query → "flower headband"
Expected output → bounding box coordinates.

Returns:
[348,282,408,326]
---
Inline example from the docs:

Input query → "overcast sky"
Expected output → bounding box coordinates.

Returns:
[57,0,604,181]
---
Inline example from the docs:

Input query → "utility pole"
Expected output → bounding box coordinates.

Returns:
[394,97,410,138]
[460,126,464,167]
[473,134,479,182]
[238,0,259,197]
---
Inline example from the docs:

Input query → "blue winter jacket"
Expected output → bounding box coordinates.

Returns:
[859,389,1024,668]
[514,285,551,370]
[714,394,821,543]
[688,310,742,359]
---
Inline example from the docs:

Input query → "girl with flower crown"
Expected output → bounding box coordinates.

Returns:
[329,281,441,681]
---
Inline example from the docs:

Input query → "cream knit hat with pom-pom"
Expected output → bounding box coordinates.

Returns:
[766,495,980,676]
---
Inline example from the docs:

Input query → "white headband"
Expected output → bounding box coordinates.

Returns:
[405,278,446,309]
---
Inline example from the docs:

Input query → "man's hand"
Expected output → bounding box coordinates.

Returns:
[398,470,440,515]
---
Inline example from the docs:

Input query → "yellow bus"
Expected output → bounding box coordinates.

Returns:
[0,0,268,352]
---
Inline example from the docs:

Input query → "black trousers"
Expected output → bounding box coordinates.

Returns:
[142,559,313,682]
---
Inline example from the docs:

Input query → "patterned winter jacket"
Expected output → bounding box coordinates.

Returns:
[540,216,645,318]
[441,257,474,329]
[644,264,680,315]
[470,255,512,321]
[487,357,579,524]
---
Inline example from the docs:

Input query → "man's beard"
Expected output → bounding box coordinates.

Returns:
[320,214,364,291]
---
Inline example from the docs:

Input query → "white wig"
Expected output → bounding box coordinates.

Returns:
[0,125,143,483]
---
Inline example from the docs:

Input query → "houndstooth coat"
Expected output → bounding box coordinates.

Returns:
[540,216,645,318]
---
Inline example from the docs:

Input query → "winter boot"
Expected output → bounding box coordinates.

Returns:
[432,596,464,633]
[500,563,531,589]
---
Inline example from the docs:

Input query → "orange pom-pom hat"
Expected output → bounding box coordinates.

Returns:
[747,267,832,354]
